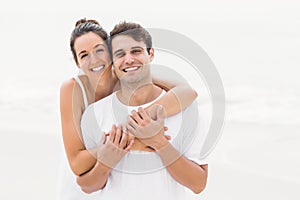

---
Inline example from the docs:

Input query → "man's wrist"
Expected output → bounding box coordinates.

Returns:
[152,136,169,151]
[156,143,181,166]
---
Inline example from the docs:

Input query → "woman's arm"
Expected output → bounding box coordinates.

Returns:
[76,161,111,193]
[148,66,198,117]
[76,125,134,193]
[60,78,97,176]
[74,67,198,191]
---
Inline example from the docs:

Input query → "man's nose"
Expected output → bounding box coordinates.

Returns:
[124,53,135,64]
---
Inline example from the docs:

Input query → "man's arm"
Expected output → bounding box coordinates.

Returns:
[127,106,208,194]
[166,158,208,194]
[155,139,208,194]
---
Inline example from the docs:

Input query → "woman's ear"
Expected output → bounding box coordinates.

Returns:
[74,57,80,69]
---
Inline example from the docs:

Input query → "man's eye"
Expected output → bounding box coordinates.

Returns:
[116,52,125,58]
[131,49,142,54]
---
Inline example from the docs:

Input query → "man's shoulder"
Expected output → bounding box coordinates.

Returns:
[82,92,115,120]
[88,92,115,110]
[94,92,115,108]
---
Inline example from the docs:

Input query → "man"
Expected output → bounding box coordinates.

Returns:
[78,21,209,199]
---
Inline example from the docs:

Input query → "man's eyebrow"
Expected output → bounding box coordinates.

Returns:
[131,46,144,49]
[113,49,124,56]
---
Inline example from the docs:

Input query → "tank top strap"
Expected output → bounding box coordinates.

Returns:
[74,76,89,110]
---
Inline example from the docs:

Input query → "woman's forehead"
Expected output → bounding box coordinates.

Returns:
[75,32,106,52]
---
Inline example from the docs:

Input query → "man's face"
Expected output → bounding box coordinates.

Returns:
[111,35,154,84]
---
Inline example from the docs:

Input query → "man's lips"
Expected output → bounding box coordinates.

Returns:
[123,66,140,72]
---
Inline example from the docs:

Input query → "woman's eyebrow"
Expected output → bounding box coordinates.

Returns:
[78,50,87,57]
[78,43,105,56]
[94,43,106,49]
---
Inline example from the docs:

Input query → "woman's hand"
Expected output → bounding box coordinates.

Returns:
[96,125,134,168]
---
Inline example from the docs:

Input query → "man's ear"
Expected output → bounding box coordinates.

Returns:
[149,48,154,62]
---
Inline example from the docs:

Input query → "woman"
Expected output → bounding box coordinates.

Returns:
[59,18,197,198]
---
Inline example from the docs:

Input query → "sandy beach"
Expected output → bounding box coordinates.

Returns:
[192,122,300,200]
[0,131,60,200]
[1,122,299,200]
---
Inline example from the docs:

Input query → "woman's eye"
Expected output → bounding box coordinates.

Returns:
[96,49,104,54]
[80,54,88,59]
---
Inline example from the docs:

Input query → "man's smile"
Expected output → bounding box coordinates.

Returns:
[122,66,141,72]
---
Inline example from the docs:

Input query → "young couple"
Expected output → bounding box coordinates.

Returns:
[59,18,209,200]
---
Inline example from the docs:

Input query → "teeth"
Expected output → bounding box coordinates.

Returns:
[91,65,104,72]
[124,67,139,72]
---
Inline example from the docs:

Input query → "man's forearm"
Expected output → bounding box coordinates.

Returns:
[76,161,112,194]
[166,156,208,194]
[157,144,208,194]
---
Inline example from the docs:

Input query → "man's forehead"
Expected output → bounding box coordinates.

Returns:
[112,35,145,51]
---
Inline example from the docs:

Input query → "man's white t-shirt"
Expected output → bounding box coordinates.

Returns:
[81,90,209,200]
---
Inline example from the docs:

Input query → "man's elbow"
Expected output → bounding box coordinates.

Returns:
[193,89,198,98]
[192,183,207,194]
[192,167,208,194]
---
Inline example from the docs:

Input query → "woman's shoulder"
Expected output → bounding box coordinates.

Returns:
[60,77,84,100]
[61,78,78,93]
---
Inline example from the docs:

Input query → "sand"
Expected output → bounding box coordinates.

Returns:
[1,122,299,200]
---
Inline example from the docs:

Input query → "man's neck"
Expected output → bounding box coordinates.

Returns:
[117,83,163,106]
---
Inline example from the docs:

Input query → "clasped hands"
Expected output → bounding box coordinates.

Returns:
[96,105,170,168]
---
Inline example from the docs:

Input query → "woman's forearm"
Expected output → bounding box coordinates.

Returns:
[146,84,197,117]
[151,66,198,117]
[69,149,97,176]
[76,161,112,194]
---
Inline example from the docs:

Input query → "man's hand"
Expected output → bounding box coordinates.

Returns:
[126,105,169,151]
[97,125,134,168]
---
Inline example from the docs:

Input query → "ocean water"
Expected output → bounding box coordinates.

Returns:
[1,2,300,134]
[1,54,299,136]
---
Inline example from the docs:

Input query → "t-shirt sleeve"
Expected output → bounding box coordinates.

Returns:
[183,121,210,165]
[181,102,210,165]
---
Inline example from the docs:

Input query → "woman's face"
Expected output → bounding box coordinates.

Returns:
[74,32,111,84]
